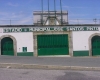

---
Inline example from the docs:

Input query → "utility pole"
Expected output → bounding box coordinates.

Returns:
[41,0,43,25]
[54,0,56,25]
[60,0,63,25]
[10,20,11,25]
[48,0,50,25]
[93,18,97,24]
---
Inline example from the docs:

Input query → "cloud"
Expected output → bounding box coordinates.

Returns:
[69,19,98,24]
[63,6,88,9]
[96,14,100,16]
[0,12,8,16]
[69,14,88,17]
[7,2,18,7]
[0,12,23,19]
[0,11,33,25]
[10,12,25,19]
[0,17,33,25]
[16,16,33,25]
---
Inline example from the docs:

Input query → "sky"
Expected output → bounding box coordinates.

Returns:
[0,0,100,25]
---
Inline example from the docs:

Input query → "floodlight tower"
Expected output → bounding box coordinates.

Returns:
[33,0,68,26]
[60,0,63,25]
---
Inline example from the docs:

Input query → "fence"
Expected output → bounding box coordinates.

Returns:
[0,19,100,25]
[0,20,33,25]
[69,19,100,24]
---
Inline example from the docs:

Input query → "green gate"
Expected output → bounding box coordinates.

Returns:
[37,34,69,56]
[1,37,14,55]
[92,36,100,56]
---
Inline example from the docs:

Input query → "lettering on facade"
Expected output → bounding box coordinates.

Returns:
[2,27,99,33]
[86,27,99,31]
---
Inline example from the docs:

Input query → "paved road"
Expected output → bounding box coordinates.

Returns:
[0,68,100,80]
[0,56,100,67]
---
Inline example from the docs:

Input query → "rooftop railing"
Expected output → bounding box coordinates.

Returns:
[0,19,100,25]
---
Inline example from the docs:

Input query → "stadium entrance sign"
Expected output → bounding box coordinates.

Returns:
[3,27,99,33]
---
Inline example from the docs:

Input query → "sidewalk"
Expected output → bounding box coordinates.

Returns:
[0,56,100,70]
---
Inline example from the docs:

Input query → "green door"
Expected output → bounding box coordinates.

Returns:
[37,34,69,56]
[92,36,100,56]
[1,37,14,56]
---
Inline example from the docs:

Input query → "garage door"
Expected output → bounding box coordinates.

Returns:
[92,36,100,56]
[37,34,69,56]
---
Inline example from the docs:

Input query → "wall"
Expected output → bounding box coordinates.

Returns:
[0,26,100,56]
[73,30,100,56]
[0,32,33,56]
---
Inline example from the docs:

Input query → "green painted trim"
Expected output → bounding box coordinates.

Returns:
[17,52,33,56]
[73,51,89,56]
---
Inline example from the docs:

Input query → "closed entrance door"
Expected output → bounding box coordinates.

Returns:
[37,34,69,56]
[1,37,14,55]
[92,36,100,56]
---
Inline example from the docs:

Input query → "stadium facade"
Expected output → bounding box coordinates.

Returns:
[0,11,100,57]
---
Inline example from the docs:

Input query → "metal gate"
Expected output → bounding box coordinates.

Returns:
[1,37,14,55]
[37,34,69,56]
[92,36,100,56]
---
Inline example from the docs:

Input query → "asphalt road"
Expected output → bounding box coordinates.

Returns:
[0,56,100,67]
[0,68,100,80]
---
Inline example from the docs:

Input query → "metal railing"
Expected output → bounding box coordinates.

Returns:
[69,19,100,24]
[0,19,100,25]
[0,20,33,25]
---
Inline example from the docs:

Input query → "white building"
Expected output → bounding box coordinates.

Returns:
[0,11,100,57]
